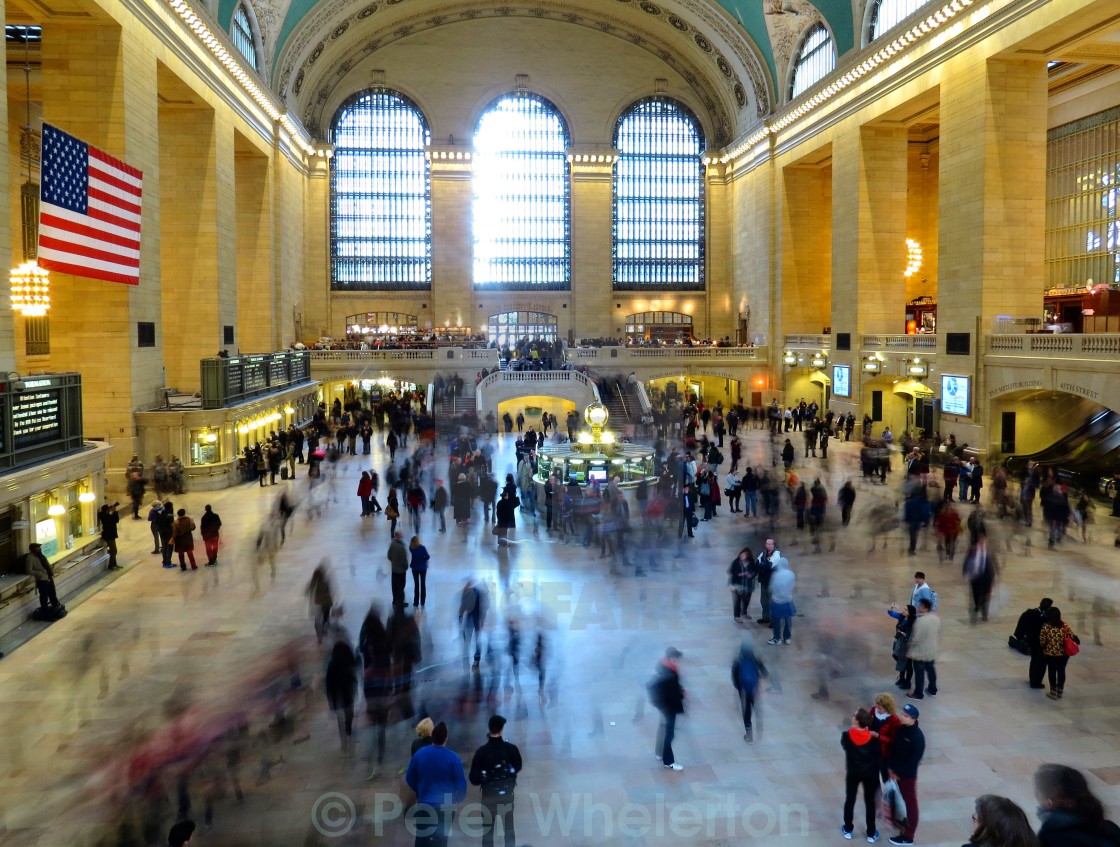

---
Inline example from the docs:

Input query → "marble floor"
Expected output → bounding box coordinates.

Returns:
[1,427,1118,847]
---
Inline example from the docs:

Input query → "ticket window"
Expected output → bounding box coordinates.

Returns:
[190,429,222,466]
[30,482,93,565]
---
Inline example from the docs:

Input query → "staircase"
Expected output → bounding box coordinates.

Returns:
[439,394,475,419]
[601,380,638,436]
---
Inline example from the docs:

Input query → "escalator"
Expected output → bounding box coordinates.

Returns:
[1005,409,1120,498]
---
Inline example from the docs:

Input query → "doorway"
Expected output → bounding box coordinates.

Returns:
[1001,412,1016,454]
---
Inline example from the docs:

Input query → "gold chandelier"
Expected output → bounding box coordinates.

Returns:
[10,261,50,316]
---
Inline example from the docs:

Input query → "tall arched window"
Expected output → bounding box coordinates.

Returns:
[868,0,931,42]
[231,3,259,71]
[790,23,836,99]
[613,98,705,291]
[473,92,570,290]
[330,90,432,291]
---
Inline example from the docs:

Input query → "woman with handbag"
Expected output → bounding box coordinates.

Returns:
[1039,606,1079,699]
[888,604,917,690]
[725,470,742,513]
[384,489,400,536]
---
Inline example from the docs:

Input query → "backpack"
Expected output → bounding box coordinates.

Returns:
[929,590,939,612]
[711,449,723,465]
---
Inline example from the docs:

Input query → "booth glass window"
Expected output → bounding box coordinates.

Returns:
[331,90,433,291]
[30,479,93,565]
[473,92,571,290]
[1046,107,1120,287]
[790,24,836,99]
[613,99,705,291]
[190,429,222,466]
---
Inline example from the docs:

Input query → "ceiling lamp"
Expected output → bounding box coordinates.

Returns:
[47,503,66,516]
[904,238,923,277]
[11,261,50,316]
[78,491,96,503]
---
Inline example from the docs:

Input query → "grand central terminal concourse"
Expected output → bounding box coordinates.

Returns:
[1,0,1120,844]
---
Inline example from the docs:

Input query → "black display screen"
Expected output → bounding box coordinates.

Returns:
[12,389,61,450]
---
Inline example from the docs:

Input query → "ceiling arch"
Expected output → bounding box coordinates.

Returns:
[264,0,777,142]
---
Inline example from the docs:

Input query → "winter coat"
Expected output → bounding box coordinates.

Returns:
[325,644,359,710]
[1038,811,1120,847]
[172,516,196,551]
[842,727,880,777]
[495,495,519,529]
[648,660,685,715]
[906,613,941,662]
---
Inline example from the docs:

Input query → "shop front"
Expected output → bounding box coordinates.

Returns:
[135,383,319,491]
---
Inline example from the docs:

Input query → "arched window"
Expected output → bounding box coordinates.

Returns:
[330,90,432,291]
[790,23,836,99]
[613,99,705,291]
[868,0,931,42]
[231,3,259,71]
[473,92,570,290]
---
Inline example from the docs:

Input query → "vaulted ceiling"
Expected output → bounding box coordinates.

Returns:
[216,0,859,142]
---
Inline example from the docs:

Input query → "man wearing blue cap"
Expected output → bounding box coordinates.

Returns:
[887,703,925,845]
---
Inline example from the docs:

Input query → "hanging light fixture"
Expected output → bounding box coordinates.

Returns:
[11,30,49,316]
[904,238,923,278]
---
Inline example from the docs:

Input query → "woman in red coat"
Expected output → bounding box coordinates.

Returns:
[357,471,374,517]
[869,691,901,781]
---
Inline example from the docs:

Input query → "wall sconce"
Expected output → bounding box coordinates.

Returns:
[863,359,881,373]
[47,502,66,517]
[783,351,797,366]
[907,358,928,377]
[78,491,96,504]
[810,353,828,368]
[284,406,295,415]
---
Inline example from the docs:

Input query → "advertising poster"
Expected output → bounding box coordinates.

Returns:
[832,365,851,398]
[941,374,971,416]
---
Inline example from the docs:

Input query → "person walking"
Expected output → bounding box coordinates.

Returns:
[840,707,881,843]
[742,468,760,518]
[495,490,519,547]
[387,531,409,608]
[147,500,163,554]
[468,715,523,847]
[409,535,430,609]
[404,722,467,847]
[24,543,63,616]
[459,578,488,670]
[731,635,767,742]
[767,557,796,645]
[962,533,997,624]
[1014,598,1054,689]
[906,598,939,700]
[648,647,686,771]
[431,480,448,533]
[172,508,197,571]
[1039,606,1079,700]
[887,703,926,846]
[325,639,360,756]
[728,547,755,622]
[306,563,334,645]
[385,489,401,536]
[199,504,222,566]
[99,503,122,571]
[838,480,856,526]
[1034,763,1120,846]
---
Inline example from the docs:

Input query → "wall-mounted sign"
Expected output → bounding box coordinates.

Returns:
[832,365,851,397]
[941,374,971,417]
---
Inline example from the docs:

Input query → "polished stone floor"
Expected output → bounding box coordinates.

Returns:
[1,428,1119,847]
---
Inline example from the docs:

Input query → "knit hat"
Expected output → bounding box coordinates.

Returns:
[416,717,434,738]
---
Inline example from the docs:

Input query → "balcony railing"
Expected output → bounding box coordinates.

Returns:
[566,346,766,363]
[477,369,601,401]
[783,334,832,350]
[310,345,767,370]
[861,334,938,351]
[309,347,501,364]
[986,333,1120,358]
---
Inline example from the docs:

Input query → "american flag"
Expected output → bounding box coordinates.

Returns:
[38,123,143,286]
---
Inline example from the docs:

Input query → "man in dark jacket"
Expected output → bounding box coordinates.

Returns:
[24,543,62,613]
[157,501,177,568]
[841,708,880,842]
[649,647,686,771]
[887,703,926,845]
[99,503,121,571]
[199,505,222,566]
[1015,597,1054,688]
[754,539,780,625]
[469,714,523,847]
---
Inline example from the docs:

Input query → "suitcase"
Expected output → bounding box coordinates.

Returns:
[281,466,289,480]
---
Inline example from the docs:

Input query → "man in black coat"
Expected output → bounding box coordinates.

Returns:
[157,501,177,568]
[99,503,122,571]
[469,715,523,847]
[1014,597,1053,688]
[887,703,926,845]
[649,647,686,771]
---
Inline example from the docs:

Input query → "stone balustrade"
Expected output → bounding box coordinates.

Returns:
[986,333,1120,358]
[861,334,938,351]
[783,334,832,350]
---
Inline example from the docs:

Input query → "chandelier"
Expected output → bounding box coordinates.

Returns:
[10,261,50,316]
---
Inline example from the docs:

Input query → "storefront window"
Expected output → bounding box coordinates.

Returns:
[30,479,94,564]
[190,428,222,466]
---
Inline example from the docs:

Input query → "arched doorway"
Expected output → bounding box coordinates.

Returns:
[625,311,693,344]
[487,311,558,350]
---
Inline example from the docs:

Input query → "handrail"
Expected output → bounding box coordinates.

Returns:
[634,380,653,414]
[426,384,434,414]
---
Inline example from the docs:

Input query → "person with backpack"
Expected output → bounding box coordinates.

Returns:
[731,635,767,742]
[909,572,937,612]
[468,714,523,847]
[648,647,686,771]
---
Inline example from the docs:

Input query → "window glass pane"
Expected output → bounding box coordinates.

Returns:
[612,99,705,291]
[486,312,558,348]
[231,5,257,71]
[473,93,571,290]
[791,24,836,98]
[330,91,433,291]
[869,0,932,41]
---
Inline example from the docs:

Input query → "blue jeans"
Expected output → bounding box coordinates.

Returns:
[770,601,793,641]
[912,660,937,696]
[656,711,677,765]
[743,491,758,516]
